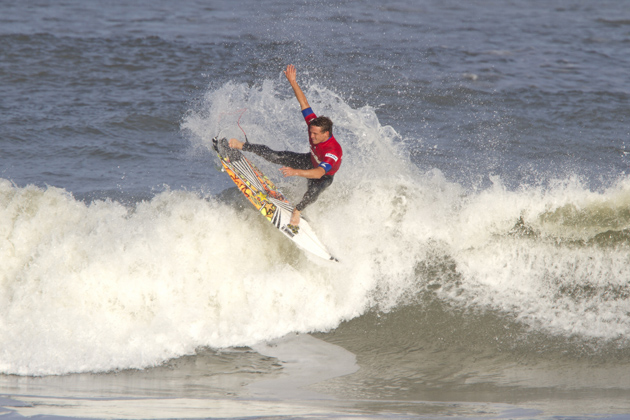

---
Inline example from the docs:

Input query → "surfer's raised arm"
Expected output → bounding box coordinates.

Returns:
[284,64,310,111]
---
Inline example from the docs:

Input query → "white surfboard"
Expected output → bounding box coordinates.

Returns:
[212,137,338,262]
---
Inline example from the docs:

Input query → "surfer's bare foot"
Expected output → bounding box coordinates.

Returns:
[229,138,244,149]
[290,208,301,226]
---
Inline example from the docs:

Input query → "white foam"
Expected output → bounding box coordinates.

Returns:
[0,182,369,375]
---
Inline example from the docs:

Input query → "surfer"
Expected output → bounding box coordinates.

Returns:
[229,64,342,227]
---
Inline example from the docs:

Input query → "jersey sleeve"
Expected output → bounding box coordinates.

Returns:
[319,161,332,172]
[318,147,341,174]
[302,107,316,125]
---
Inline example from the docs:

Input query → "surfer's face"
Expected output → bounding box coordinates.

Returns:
[309,125,329,145]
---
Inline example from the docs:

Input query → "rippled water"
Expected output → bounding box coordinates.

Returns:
[1,1,630,419]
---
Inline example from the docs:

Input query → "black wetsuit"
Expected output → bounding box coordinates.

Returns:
[242,143,334,211]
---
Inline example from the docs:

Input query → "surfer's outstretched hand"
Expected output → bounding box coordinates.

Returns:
[284,64,297,84]
[228,138,244,150]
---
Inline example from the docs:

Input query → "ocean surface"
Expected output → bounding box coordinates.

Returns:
[1,0,630,419]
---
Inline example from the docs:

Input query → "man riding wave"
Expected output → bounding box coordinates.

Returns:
[229,64,342,227]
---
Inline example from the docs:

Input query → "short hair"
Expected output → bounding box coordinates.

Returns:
[310,116,333,136]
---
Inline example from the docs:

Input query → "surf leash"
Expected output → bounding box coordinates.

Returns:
[217,108,249,143]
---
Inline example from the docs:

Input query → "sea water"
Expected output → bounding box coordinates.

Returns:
[1,0,630,419]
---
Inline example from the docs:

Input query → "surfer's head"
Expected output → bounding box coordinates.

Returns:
[309,116,333,144]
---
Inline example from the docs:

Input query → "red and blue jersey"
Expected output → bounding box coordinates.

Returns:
[302,107,342,176]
